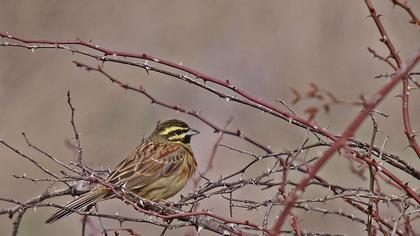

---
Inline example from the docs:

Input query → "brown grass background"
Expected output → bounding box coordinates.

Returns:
[0,1,419,235]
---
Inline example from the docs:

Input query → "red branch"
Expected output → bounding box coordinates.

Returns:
[270,52,420,235]
[88,175,269,235]
[290,215,302,236]
[2,31,418,158]
[1,32,418,234]
[364,0,420,157]
[390,0,420,25]
[193,117,232,188]
[73,60,413,235]
[0,32,336,141]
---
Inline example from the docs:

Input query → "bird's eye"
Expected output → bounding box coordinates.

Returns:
[175,129,183,135]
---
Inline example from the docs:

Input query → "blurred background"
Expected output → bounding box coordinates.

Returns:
[0,1,419,235]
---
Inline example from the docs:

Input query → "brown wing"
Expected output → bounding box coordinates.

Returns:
[106,139,186,190]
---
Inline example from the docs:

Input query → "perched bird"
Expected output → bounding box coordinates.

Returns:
[46,119,199,223]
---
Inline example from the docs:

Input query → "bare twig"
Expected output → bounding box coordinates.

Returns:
[272,51,420,235]
[66,91,86,172]
[0,139,59,179]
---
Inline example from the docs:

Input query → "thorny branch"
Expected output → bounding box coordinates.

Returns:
[364,0,420,157]
[66,91,86,173]
[272,51,420,235]
[0,1,419,236]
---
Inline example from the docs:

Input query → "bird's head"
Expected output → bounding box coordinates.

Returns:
[152,119,199,144]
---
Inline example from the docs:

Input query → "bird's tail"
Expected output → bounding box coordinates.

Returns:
[45,188,108,224]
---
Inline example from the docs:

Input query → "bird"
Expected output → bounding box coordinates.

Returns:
[45,119,199,223]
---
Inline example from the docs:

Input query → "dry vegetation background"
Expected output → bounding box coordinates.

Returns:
[0,1,419,235]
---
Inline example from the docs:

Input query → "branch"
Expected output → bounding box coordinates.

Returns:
[271,51,420,235]
[390,0,420,25]
[365,0,420,157]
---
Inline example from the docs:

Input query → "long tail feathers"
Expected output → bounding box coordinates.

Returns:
[45,189,108,224]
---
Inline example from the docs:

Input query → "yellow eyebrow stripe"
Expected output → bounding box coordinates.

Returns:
[159,127,188,135]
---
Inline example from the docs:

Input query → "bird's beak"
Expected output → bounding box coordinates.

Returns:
[187,128,200,136]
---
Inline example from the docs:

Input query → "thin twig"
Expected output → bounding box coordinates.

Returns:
[66,91,86,172]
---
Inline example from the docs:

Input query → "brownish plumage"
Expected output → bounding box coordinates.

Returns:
[46,119,199,223]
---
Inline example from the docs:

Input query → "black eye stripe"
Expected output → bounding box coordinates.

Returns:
[172,129,184,136]
[164,128,192,144]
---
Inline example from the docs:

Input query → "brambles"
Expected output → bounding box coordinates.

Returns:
[0,1,419,236]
